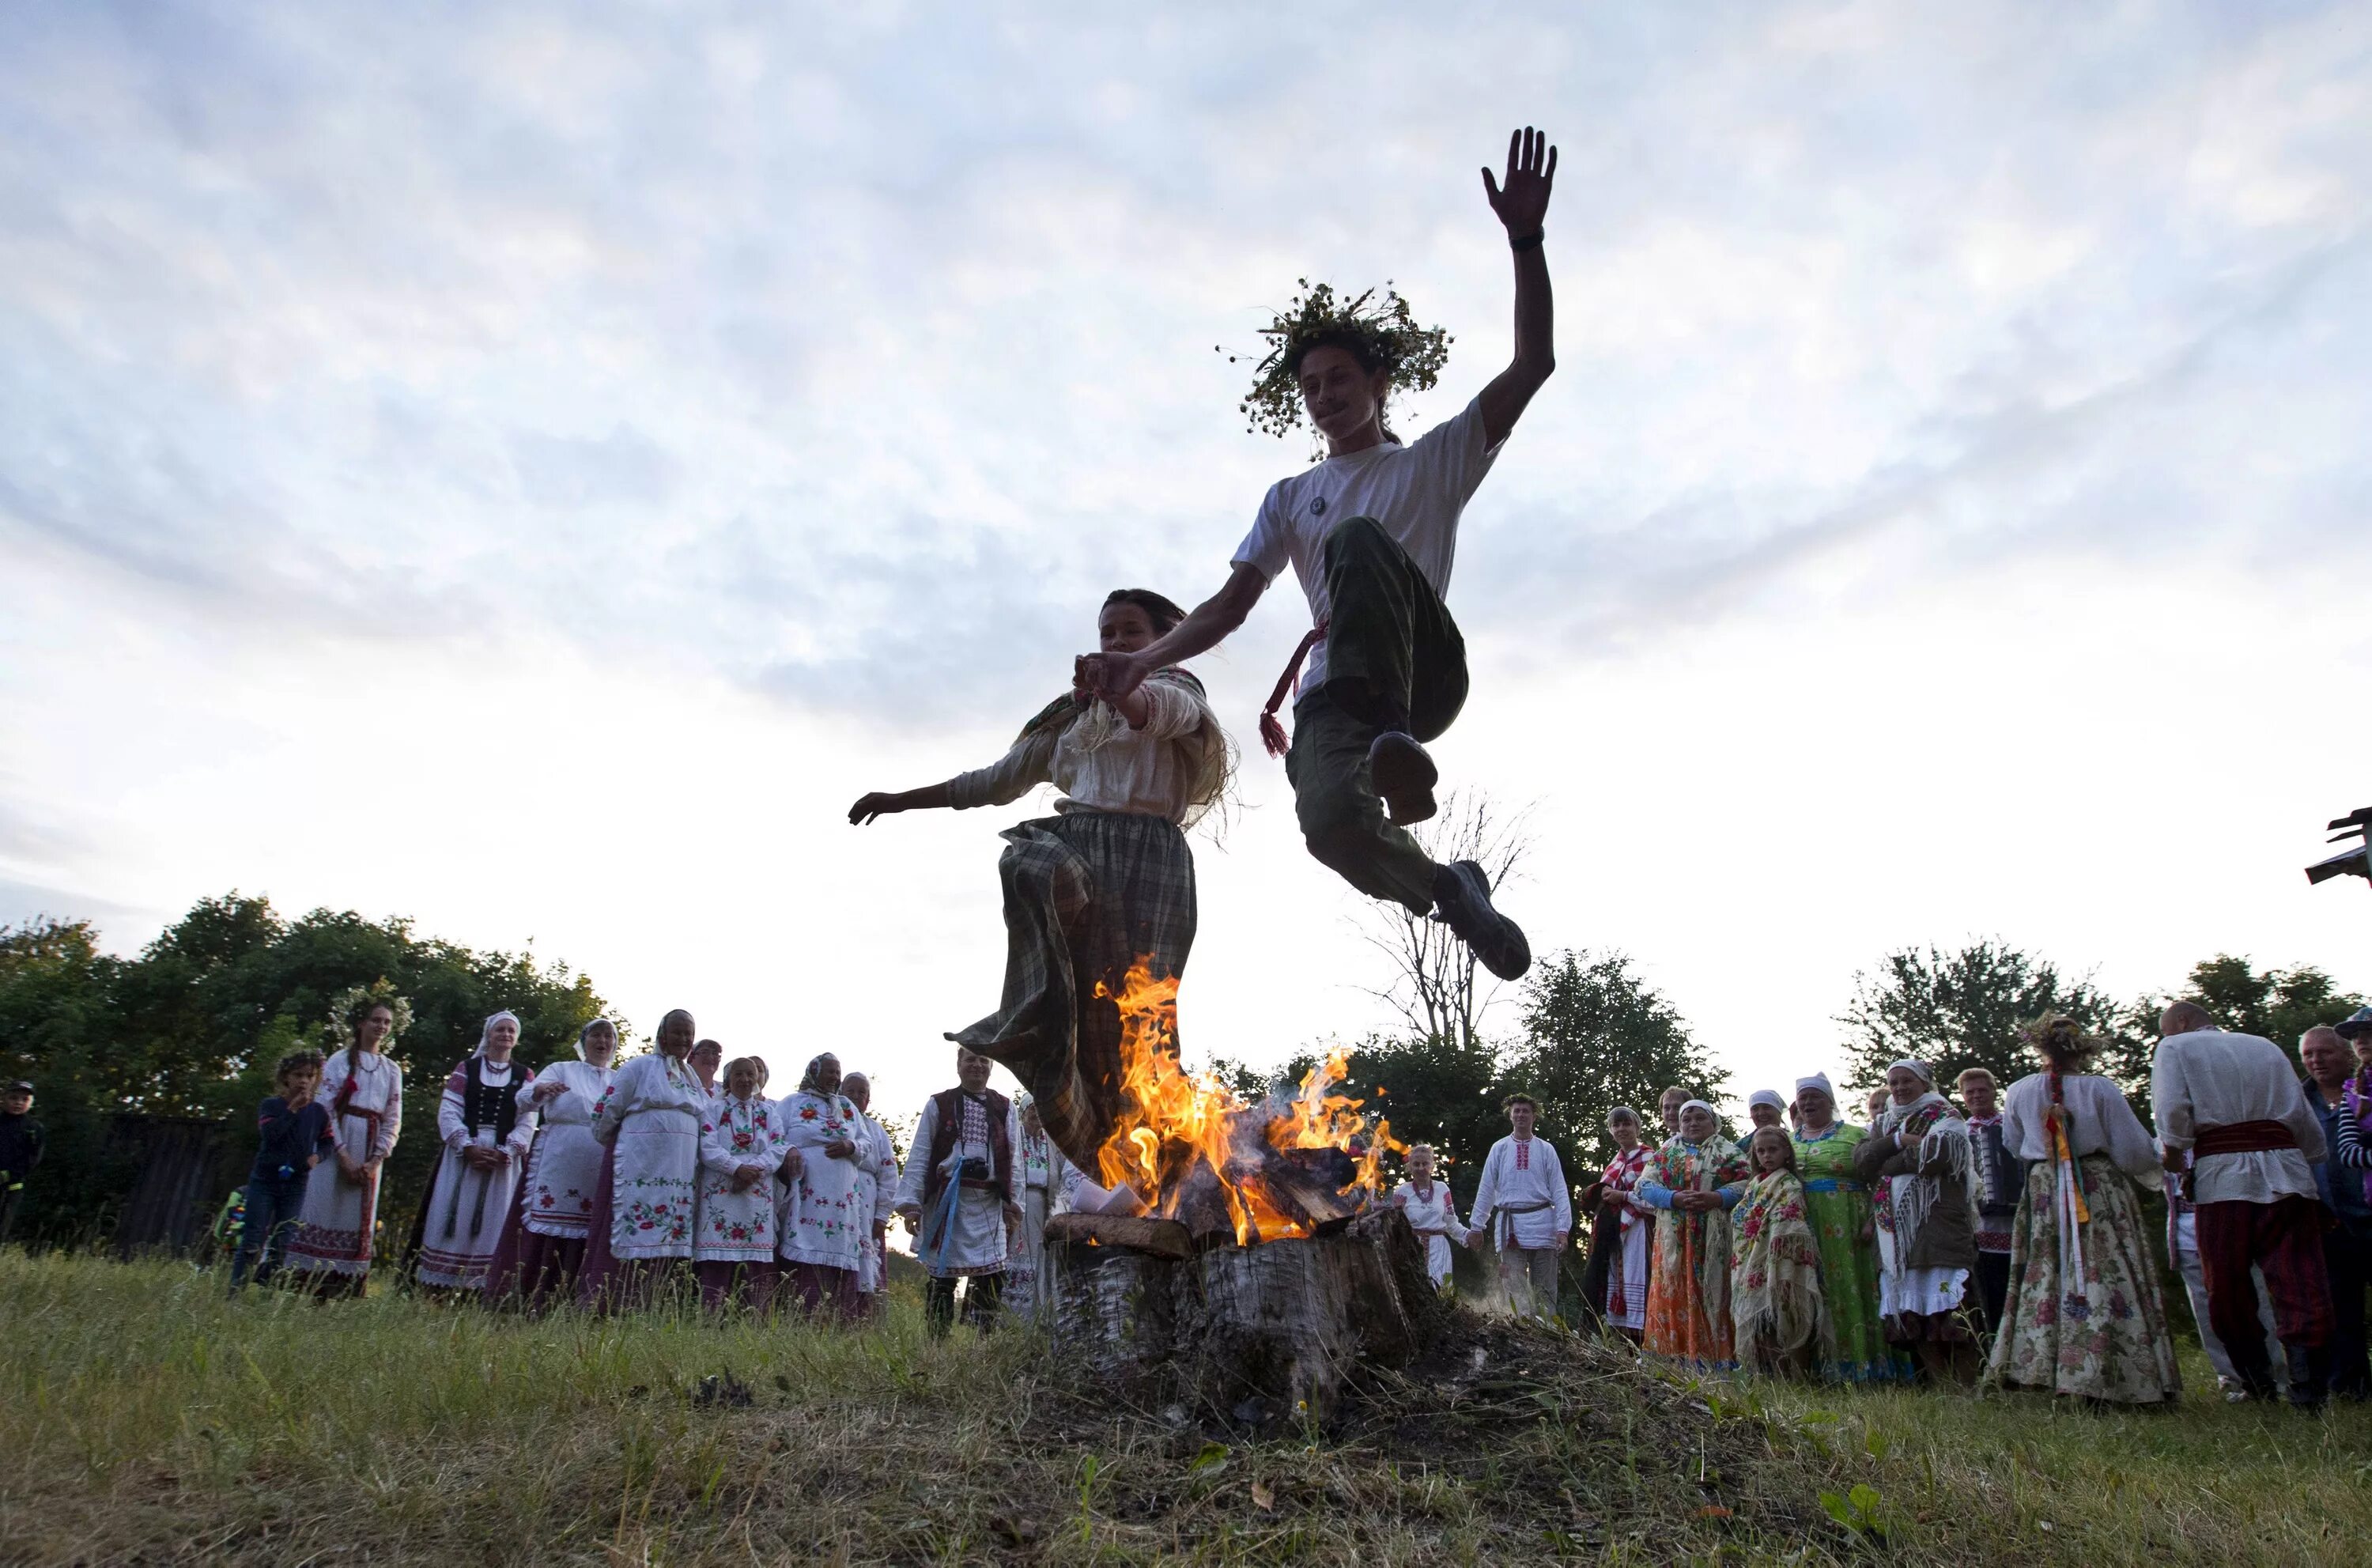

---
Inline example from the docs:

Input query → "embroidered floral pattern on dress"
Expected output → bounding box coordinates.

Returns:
[621,1194,689,1241]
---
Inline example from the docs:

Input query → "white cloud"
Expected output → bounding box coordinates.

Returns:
[4,0,2370,1113]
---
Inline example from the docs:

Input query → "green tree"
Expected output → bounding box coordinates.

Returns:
[0,894,613,1249]
[2131,955,2365,1061]
[1509,948,1728,1175]
[1836,939,2125,1101]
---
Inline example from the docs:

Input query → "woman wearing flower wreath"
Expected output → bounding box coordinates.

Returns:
[1079,127,1559,985]
[578,1007,705,1309]
[848,588,1230,1173]
[284,987,406,1296]
[775,1052,867,1319]
[1986,1014,2179,1404]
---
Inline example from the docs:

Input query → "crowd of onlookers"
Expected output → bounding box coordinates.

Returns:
[1389,1002,2372,1409]
[9,988,2370,1414]
[202,996,1074,1336]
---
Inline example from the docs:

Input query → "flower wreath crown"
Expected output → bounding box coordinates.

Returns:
[1219,281,1452,451]
[325,979,415,1051]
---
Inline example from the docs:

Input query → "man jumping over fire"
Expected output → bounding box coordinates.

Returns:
[1082,127,1558,981]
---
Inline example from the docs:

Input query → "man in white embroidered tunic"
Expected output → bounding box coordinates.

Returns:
[894,1047,1024,1336]
[2151,1001,2334,1407]
[1469,1094,1572,1321]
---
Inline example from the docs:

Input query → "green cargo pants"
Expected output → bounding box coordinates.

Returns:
[1284,516,1468,914]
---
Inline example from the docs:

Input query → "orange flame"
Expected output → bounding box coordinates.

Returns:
[1092,956,1404,1245]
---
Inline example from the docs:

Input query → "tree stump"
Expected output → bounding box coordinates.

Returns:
[1042,1207,1444,1423]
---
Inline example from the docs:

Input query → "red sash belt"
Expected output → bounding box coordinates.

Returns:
[2193,1120,2298,1158]
[1257,620,1328,758]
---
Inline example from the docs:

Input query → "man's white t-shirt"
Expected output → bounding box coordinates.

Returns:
[1230,397,1504,690]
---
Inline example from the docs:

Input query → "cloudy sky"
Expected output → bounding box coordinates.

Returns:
[4,0,2369,1116]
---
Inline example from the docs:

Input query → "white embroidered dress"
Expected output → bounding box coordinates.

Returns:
[697,1094,788,1263]
[851,1109,901,1294]
[284,1047,402,1275]
[524,1059,612,1240]
[591,1052,705,1260]
[416,1057,539,1288]
[1388,1179,1470,1287]
[778,1090,868,1272]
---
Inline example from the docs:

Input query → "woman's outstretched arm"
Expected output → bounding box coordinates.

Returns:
[848,781,954,824]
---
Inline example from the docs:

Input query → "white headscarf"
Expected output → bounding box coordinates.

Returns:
[573,1017,615,1063]
[475,1011,522,1059]
[1747,1090,1786,1112]
[1887,1058,1936,1088]
[1793,1072,1833,1098]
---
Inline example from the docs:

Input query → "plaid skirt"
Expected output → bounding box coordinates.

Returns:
[950,810,1198,1173]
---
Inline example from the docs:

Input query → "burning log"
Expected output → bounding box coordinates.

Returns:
[1041,1211,1193,1262]
[1042,1204,1445,1425]
[1250,1145,1362,1232]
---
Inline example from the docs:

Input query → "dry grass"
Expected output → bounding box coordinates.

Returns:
[0,1252,2365,1565]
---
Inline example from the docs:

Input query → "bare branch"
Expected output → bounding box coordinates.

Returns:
[1344,788,1538,1052]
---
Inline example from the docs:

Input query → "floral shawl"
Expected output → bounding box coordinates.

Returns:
[1730,1167,1833,1370]
[1648,1133,1751,1326]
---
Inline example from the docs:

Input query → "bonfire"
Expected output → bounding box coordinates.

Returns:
[1045,960,1438,1425]
[1090,958,1403,1247]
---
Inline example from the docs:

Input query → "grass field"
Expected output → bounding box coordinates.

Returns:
[2,1251,2366,1566]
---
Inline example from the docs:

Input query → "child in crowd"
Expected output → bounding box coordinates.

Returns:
[231,1049,334,1293]
[1731,1124,1830,1378]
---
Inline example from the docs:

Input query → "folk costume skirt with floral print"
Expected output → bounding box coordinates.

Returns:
[1987,1153,2181,1404]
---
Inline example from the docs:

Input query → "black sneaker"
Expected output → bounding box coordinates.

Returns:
[1368,731,1438,826]
[1433,859,1531,980]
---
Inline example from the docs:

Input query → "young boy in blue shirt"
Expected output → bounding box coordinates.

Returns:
[230,1049,334,1293]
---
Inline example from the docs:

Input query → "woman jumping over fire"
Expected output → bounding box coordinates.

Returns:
[848,590,1233,1171]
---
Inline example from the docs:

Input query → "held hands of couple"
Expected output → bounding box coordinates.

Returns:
[1075,649,1150,708]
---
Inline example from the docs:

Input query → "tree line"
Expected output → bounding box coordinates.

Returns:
[0,894,608,1246]
[1,884,2359,1257]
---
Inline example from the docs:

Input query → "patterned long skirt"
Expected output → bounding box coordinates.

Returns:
[1988,1154,2181,1404]
[1800,1183,1903,1382]
[952,810,1197,1173]
[1644,1212,1736,1370]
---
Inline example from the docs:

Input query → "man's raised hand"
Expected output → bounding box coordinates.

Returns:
[1482,126,1557,236]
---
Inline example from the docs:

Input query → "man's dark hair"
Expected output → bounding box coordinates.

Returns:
[1501,1092,1537,1112]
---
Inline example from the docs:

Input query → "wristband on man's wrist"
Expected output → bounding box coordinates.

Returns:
[1510,229,1544,252]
